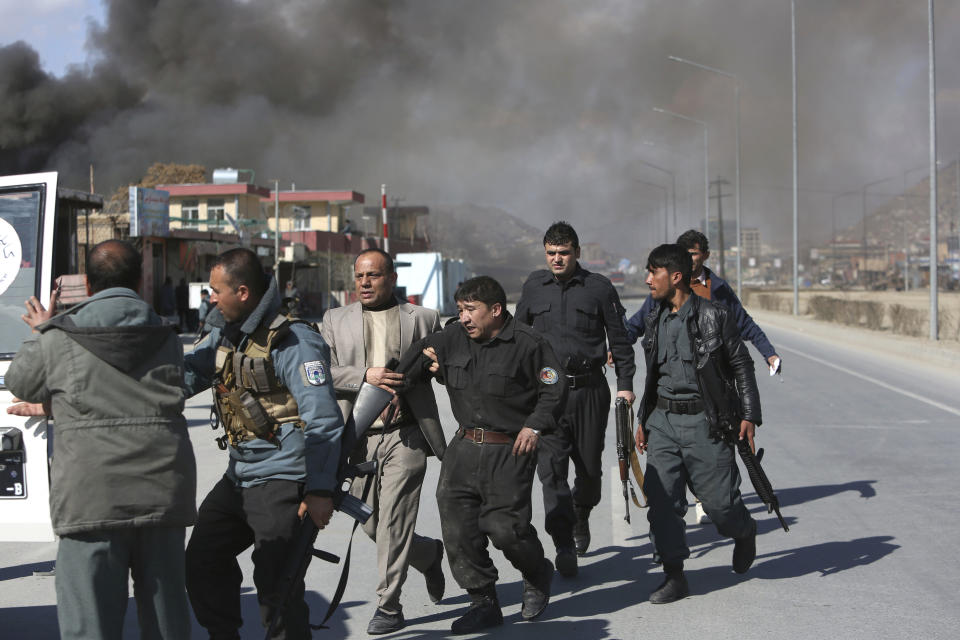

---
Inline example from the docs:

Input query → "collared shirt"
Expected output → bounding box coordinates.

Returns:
[515,265,635,392]
[655,294,699,401]
[411,313,567,434]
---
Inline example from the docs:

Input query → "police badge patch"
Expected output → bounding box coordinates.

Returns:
[539,367,559,384]
[303,361,327,386]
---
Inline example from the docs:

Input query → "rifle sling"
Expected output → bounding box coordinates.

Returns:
[628,450,648,506]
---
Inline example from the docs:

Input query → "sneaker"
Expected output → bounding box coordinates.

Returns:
[695,500,711,524]
[367,608,405,635]
[450,599,503,635]
[423,540,445,603]
[555,546,578,578]
[521,559,553,620]
[732,521,757,574]
[573,506,591,556]
[649,572,689,604]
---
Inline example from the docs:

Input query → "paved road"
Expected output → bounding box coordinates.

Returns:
[1,307,959,639]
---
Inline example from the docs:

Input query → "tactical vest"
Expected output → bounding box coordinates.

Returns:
[211,313,313,448]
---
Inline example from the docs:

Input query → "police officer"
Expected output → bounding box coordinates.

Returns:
[403,276,566,634]
[635,244,761,604]
[182,248,344,639]
[515,221,636,576]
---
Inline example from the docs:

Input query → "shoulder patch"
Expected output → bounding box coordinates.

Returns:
[303,360,328,386]
[539,366,559,385]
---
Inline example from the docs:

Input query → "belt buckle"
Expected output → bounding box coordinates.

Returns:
[475,427,484,444]
[566,374,578,390]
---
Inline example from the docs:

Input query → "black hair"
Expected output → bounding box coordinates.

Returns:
[354,248,395,274]
[212,248,268,297]
[86,240,142,293]
[454,276,506,309]
[646,244,692,285]
[676,229,709,253]
[543,221,580,249]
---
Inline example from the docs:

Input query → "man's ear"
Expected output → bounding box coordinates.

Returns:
[574,246,581,260]
[670,270,684,287]
[491,302,503,317]
[236,284,250,303]
[702,250,710,262]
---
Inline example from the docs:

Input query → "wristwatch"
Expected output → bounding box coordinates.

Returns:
[529,428,541,436]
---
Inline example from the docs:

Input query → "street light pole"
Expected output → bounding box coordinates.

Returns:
[928,0,938,340]
[636,179,668,242]
[791,0,799,315]
[654,107,709,243]
[637,159,675,242]
[668,55,743,296]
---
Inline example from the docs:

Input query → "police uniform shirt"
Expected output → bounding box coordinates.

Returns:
[419,313,566,435]
[515,265,635,391]
[655,294,699,401]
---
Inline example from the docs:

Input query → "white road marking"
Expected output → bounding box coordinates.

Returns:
[778,344,960,418]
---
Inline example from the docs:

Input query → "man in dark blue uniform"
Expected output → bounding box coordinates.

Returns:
[515,222,636,577]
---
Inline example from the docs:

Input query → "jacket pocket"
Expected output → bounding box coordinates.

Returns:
[485,360,519,396]
[575,306,601,331]
[445,353,470,389]
[526,301,551,331]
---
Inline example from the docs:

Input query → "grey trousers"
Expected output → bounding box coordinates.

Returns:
[644,409,754,567]
[349,424,441,615]
[56,527,190,640]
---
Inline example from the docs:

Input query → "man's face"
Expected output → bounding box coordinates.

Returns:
[209,265,251,323]
[688,244,709,277]
[457,299,502,341]
[645,266,681,301]
[544,242,580,279]
[354,253,397,308]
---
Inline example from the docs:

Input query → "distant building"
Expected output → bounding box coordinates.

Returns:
[741,227,761,258]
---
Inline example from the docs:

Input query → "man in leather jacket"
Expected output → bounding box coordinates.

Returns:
[634,244,762,604]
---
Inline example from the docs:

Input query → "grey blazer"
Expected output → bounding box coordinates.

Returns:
[320,301,447,459]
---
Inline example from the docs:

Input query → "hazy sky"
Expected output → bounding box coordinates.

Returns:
[1,0,958,259]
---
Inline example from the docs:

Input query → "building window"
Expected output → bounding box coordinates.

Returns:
[182,199,199,229]
[292,205,311,231]
[207,199,225,228]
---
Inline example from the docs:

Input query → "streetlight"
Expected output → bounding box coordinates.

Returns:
[668,55,743,297]
[637,159,675,242]
[653,107,709,243]
[636,179,669,243]
[642,140,690,230]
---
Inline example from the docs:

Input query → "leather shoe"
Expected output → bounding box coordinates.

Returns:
[649,572,689,604]
[451,599,503,634]
[555,546,578,578]
[423,540,445,603]
[367,609,405,635]
[521,559,553,620]
[573,506,591,556]
[733,522,757,574]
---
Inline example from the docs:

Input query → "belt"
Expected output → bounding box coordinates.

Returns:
[565,370,604,390]
[656,396,705,415]
[458,427,514,444]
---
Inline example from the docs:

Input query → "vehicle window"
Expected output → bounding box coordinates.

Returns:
[0,189,42,357]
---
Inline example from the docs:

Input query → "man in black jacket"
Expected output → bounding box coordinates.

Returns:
[635,244,762,604]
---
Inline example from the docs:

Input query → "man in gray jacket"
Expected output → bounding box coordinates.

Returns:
[6,240,197,639]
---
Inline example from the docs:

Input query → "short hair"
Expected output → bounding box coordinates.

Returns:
[354,248,395,274]
[454,276,506,309]
[86,240,142,293]
[543,221,579,249]
[200,289,209,295]
[646,244,693,285]
[677,229,709,253]
[212,248,267,297]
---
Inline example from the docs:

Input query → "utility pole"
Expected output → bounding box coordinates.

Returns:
[709,177,733,279]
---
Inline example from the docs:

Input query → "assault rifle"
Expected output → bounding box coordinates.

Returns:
[614,398,645,524]
[721,427,789,532]
[264,372,397,638]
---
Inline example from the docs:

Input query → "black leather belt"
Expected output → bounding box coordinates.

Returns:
[565,370,604,390]
[657,397,704,415]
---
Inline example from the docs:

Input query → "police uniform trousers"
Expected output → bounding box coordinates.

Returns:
[436,432,546,589]
[185,476,309,640]
[643,408,755,566]
[536,381,611,547]
[349,424,441,615]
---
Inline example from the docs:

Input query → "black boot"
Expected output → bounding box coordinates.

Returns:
[573,506,591,556]
[555,545,578,578]
[521,558,554,620]
[367,608,405,635]
[649,564,689,604]
[451,586,503,635]
[733,520,757,574]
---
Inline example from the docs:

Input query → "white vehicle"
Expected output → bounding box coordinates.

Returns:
[0,172,98,542]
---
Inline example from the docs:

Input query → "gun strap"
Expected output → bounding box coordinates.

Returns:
[318,473,374,628]
[628,450,648,506]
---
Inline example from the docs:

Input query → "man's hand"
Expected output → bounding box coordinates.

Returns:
[298,494,335,529]
[606,350,614,367]
[6,398,50,417]
[739,420,756,454]
[767,355,781,372]
[512,427,539,456]
[23,288,59,330]
[616,390,636,405]
[365,367,404,389]
[423,346,440,374]
[635,424,648,453]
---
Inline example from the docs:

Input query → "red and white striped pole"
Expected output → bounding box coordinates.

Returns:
[380,183,389,254]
